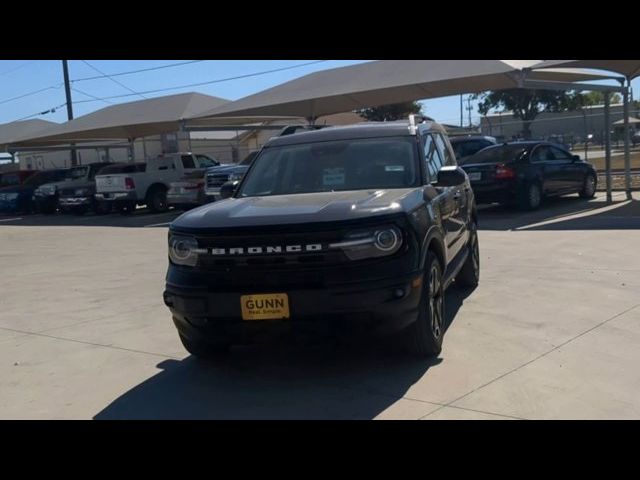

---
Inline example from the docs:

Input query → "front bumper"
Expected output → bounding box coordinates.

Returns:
[59,196,92,207]
[167,189,203,207]
[95,191,136,202]
[164,271,423,344]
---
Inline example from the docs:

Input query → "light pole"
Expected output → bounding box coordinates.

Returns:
[62,60,77,167]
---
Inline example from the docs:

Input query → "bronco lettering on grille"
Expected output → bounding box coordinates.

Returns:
[209,244,323,255]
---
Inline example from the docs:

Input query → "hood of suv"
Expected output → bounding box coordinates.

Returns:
[172,188,423,231]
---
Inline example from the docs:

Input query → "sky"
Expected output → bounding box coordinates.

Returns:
[0,60,638,127]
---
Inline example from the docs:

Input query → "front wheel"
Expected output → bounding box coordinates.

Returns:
[147,187,168,213]
[579,173,597,199]
[405,251,445,358]
[456,220,480,288]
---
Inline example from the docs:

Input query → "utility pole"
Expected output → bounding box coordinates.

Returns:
[62,60,77,166]
[460,95,463,127]
[466,96,473,129]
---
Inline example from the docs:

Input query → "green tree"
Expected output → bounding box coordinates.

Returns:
[580,91,622,105]
[474,89,583,139]
[358,101,422,122]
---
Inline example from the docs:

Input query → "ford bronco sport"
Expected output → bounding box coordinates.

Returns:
[164,116,480,358]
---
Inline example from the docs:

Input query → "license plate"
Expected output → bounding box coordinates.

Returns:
[240,293,290,321]
[468,172,482,181]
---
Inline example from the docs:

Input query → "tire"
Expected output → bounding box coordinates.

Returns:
[147,186,168,213]
[517,182,542,210]
[179,333,230,360]
[579,173,597,199]
[405,251,445,358]
[455,220,480,288]
[117,201,136,215]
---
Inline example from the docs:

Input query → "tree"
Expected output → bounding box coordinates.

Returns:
[358,101,422,122]
[580,91,622,106]
[473,89,583,139]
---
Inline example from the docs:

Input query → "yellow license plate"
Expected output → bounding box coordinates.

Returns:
[240,293,290,321]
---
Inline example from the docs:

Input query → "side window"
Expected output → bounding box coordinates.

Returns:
[550,146,572,161]
[181,155,196,169]
[423,134,443,181]
[531,146,552,162]
[434,133,456,166]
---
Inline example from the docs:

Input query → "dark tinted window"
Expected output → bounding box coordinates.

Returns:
[96,163,146,174]
[239,137,419,197]
[424,134,443,179]
[550,146,572,161]
[469,144,528,164]
[24,169,68,186]
[181,155,196,169]
[434,133,456,166]
[1,173,20,186]
[531,145,554,162]
[452,139,494,163]
[195,155,218,168]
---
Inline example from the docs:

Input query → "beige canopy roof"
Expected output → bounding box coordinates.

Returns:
[613,117,640,125]
[0,119,58,151]
[533,60,640,79]
[11,92,230,147]
[188,60,619,120]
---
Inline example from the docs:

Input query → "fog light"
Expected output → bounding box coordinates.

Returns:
[394,288,405,298]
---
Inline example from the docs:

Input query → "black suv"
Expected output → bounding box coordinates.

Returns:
[164,117,479,358]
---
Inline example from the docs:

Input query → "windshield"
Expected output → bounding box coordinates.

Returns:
[196,155,219,168]
[1,173,20,186]
[65,166,88,180]
[467,144,528,164]
[24,169,67,186]
[238,137,419,197]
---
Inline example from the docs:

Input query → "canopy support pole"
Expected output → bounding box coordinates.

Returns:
[623,84,632,200]
[604,93,612,204]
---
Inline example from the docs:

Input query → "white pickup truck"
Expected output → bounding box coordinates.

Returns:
[95,153,219,214]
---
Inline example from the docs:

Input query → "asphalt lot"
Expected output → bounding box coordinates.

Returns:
[1,192,639,419]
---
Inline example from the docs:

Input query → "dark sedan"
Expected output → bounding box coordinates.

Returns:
[460,141,598,210]
[0,168,68,214]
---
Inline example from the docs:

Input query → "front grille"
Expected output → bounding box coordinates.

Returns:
[206,173,229,189]
[59,188,77,196]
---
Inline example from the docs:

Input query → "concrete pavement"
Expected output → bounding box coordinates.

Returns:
[1,194,639,419]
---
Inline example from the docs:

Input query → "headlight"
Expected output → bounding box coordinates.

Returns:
[75,188,90,196]
[37,185,56,196]
[5,193,19,201]
[228,172,244,182]
[168,234,206,267]
[330,226,402,260]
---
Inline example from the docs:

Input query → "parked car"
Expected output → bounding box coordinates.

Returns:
[0,170,37,188]
[460,141,598,210]
[632,131,640,147]
[449,135,496,165]
[0,168,68,214]
[167,168,207,210]
[164,117,480,359]
[204,151,257,200]
[55,162,116,215]
[95,153,218,214]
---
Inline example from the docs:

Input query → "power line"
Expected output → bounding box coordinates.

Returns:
[17,102,67,121]
[0,60,37,77]
[0,84,62,106]
[80,60,146,99]
[71,87,114,105]
[73,60,328,104]
[71,60,205,82]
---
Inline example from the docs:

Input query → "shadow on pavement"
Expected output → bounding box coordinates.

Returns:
[0,208,183,228]
[478,194,639,231]
[94,287,474,420]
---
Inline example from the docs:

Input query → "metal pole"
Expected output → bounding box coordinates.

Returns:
[623,84,632,199]
[62,60,78,167]
[604,92,612,204]
[460,95,463,127]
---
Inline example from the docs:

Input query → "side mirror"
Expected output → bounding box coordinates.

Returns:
[572,155,581,162]
[433,166,466,187]
[220,181,239,199]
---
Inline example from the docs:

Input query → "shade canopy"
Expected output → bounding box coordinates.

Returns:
[613,117,640,125]
[11,92,230,147]
[533,60,640,80]
[189,60,619,121]
[0,119,58,151]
